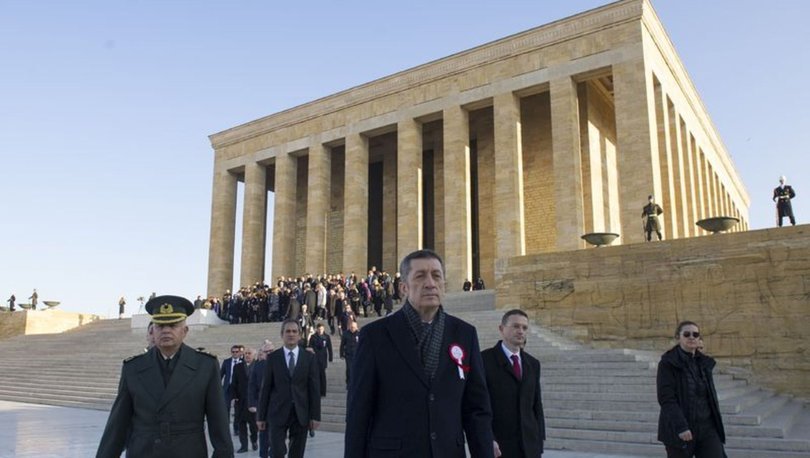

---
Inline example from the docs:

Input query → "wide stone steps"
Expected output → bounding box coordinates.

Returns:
[0,296,808,457]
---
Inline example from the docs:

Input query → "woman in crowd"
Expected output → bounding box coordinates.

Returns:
[657,321,726,457]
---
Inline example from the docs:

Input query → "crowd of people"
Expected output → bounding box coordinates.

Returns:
[97,249,730,458]
[204,267,402,334]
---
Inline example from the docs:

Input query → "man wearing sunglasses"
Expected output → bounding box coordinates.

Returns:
[657,321,726,457]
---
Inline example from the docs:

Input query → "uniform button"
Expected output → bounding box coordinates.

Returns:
[431,432,437,440]
[429,394,435,401]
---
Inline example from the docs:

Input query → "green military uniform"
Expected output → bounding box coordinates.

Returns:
[96,295,233,458]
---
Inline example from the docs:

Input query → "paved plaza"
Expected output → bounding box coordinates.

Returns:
[0,400,633,458]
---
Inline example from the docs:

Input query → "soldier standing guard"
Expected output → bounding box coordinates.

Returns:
[642,195,664,241]
[96,295,234,458]
[773,175,797,226]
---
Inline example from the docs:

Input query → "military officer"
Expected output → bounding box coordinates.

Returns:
[773,175,797,226]
[96,295,234,458]
[642,195,664,241]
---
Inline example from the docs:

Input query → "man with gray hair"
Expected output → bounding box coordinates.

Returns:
[345,249,494,457]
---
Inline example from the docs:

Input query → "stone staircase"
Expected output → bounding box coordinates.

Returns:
[0,293,808,457]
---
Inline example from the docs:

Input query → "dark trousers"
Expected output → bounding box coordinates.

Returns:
[224,389,238,434]
[258,428,270,458]
[777,202,795,226]
[344,355,354,386]
[270,410,308,458]
[237,410,258,449]
[665,423,725,458]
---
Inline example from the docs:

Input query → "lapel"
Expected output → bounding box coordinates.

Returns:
[385,311,429,388]
[158,344,199,410]
[493,341,522,383]
[435,316,457,381]
[135,347,164,404]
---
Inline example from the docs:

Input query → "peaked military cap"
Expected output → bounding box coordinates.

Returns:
[145,295,194,324]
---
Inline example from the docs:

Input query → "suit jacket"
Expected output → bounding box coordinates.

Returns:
[309,333,333,369]
[481,341,545,457]
[257,347,321,427]
[96,344,233,458]
[248,359,266,410]
[344,309,494,458]
[230,361,255,422]
[220,356,240,393]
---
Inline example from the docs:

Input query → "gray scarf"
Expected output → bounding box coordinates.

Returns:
[402,301,445,379]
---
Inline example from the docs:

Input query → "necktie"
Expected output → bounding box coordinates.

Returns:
[511,354,521,380]
[288,350,296,375]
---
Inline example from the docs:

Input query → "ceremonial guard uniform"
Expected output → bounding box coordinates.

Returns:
[642,195,664,241]
[96,295,233,458]
[773,176,797,226]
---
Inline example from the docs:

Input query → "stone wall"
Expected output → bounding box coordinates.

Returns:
[0,310,101,340]
[496,225,810,397]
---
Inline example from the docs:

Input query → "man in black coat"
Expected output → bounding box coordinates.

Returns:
[657,322,726,457]
[220,344,243,436]
[481,309,545,457]
[642,194,664,241]
[339,320,360,387]
[231,348,258,453]
[773,175,797,226]
[96,295,233,458]
[344,249,494,458]
[256,320,321,458]
[249,342,275,458]
[308,323,333,397]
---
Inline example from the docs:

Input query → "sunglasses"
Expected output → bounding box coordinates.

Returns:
[681,331,700,339]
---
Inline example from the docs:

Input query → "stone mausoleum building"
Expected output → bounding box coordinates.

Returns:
[207,0,749,296]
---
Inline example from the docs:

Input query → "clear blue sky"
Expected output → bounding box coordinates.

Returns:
[2,1,808,318]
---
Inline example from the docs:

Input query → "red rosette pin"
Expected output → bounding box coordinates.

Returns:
[449,343,469,379]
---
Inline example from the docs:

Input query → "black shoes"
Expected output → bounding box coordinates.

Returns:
[252,442,258,451]
[236,446,248,453]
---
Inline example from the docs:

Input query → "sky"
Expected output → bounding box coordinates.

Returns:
[1,1,808,318]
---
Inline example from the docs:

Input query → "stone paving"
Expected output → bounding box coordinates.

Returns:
[0,400,632,457]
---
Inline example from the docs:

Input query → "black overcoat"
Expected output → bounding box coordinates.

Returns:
[657,345,726,449]
[344,309,494,458]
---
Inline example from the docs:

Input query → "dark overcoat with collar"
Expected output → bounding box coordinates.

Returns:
[344,309,494,458]
[481,341,546,457]
[96,344,233,458]
[256,347,321,426]
[657,345,725,449]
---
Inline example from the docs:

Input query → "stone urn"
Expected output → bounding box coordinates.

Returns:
[43,301,61,309]
[581,232,620,247]
[696,216,739,234]
[18,303,33,310]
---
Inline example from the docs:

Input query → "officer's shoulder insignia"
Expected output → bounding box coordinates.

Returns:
[124,352,147,363]
[196,348,217,359]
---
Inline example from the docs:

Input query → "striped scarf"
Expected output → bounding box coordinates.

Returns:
[402,301,445,379]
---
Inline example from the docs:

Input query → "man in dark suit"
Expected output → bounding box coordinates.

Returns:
[308,323,333,397]
[96,295,233,458]
[249,341,275,458]
[256,320,321,458]
[344,249,494,458]
[221,344,243,436]
[481,309,546,457]
[231,348,258,453]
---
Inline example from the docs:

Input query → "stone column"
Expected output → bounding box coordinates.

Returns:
[305,141,330,275]
[207,167,238,297]
[343,133,369,276]
[240,162,267,287]
[397,118,423,265]
[271,151,297,280]
[550,77,585,250]
[382,147,398,272]
[443,105,472,291]
[614,58,663,244]
[493,92,526,258]
[654,83,677,239]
